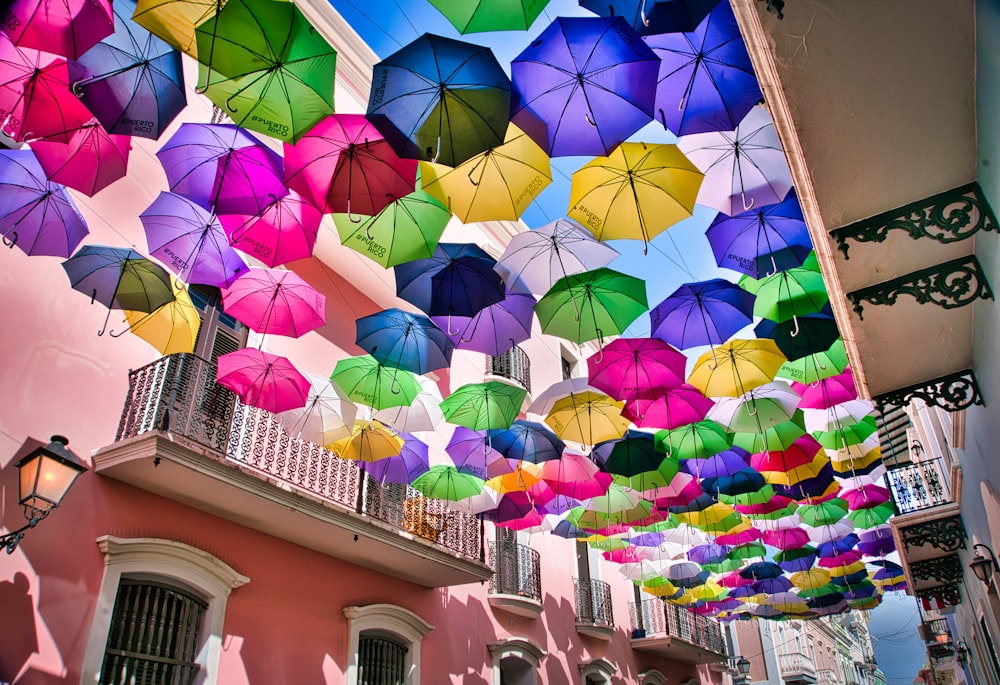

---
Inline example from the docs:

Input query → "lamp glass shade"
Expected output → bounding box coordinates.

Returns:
[737,656,751,675]
[16,437,86,514]
[970,554,994,584]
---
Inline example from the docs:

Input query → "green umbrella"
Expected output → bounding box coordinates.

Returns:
[440,380,526,430]
[752,266,829,325]
[814,415,878,450]
[535,267,648,345]
[427,0,550,33]
[776,338,849,384]
[330,355,420,410]
[732,412,807,453]
[725,542,766,561]
[654,420,731,460]
[847,503,894,528]
[412,464,486,501]
[718,484,775,507]
[798,498,848,526]
[334,190,449,268]
[195,0,337,142]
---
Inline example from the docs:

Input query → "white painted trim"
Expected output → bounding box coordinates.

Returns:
[488,637,546,685]
[80,536,249,685]
[579,657,617,684]
[343,604,433,685]
[638,668,668,685]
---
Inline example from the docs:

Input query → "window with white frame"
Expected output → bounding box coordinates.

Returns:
[488,637,545,685]
[578,657,616,685]
[344,604,433,685]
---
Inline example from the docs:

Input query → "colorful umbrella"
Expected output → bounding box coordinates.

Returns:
[221,268,325,338]
[0,149,89,257]
[793,368,858,410]
[776,338,849,385]
[334,189,449,269]
[4,0,113,59]
[131,0,223,56]
[706,381,801,433]
[567,142,703,249]
[535,268,648,345]
[330,355,420,410]
[329,420,404,462]
[593,430,664,477]
[284,114,418,216]
[654,420,731,460]
[510,16,659,157]
[587,337,686,406]
[119,276,200,355]
[140,191,249,288]
[427,0,549,33]
[580,0,720,35]
[29,120,130,196]
[440,380,527,431]
[355,308,453,374]
[67,0,186,140]
[753,266,829,326]
[194,0,337,143]
[412,464,486,501]
[622,383,714,429]
[220,189,320,268]
[362,432,430,485]
[755,306,841,362]
[490,420,565,464]
[275,373,357,446]
[649,278,754,350]
[394,242,506,318]
[216,348,309,413]
[446,426,511,479]
[432,289,536,357]
[373,374,444,433]
[366,33,511,166]
[688,338,787,397]
[544,390,629,445]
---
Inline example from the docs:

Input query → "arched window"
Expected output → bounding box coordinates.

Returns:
[488,637,545,685]
[638,669,667,685]
[344,604,433,685]
[578,657,616,685]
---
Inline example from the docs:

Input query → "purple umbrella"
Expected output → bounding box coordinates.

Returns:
[680,446,750,479]
[362,432,430,485]
[644,1,760,136]
[650,278,754,349]
[858,526,896,557]
[0,149,89,257]
[705,189,813,278]
[156,123,288,215]
[773,462,835,500]
[140,191,249,288]
[510,16,659,157]
[446,426,513,480]
[432,289,535,357]
[688,542,728,565]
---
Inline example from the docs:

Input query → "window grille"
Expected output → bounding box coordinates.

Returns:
[358,634,408,685]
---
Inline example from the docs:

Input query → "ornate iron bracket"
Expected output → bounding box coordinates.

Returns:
[899,515,967,552]
[915,583,962,609]
[910,555,964,585]
[757,0,785,19]
[847,255,993,320]
[875,370,983,414]
[832,182,998,259]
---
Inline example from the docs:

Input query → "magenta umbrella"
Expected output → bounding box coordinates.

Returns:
[3,0,113,59]
[216,348,309,413]
[221,268,326,338]
[220,190,321,268]
[587,338,686,408]
[284,114,418,216]
[29,119,130,196]
[792,367,858,410]
[621,383,713,430]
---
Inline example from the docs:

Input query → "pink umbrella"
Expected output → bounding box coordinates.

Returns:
[284,114,418,216]
[733,494,797,517]
[220,190,321,267]
[750,435,822,472]
[216,348,310,413]
[792,367,858,409]
[29,119,129,196]
[648,472,704,508]
[540,452,613,499]
[761,527,811,550]
[621,383,714,429]
[840,484,891,510]
[221,268,326,338]
[587,337,686,406]
[714,527,762,546]
[4,0,113,59]
[603,546,653,564]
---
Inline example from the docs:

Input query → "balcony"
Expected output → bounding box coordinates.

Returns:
[778,653,817,684]
[93,353,493,588]
[488,541,543,618]
[574,578,615,640]
[816,669,838,685]
[629,599,729,664]
[886,457,952,514]
[486,345,531,393]
[920,619,956,660]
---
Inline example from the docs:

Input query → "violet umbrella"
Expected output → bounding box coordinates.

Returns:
[216,348,310,413]
[156,123,288,216]
[29,120,130,196]
[621,383,714,430]
[643,1,759,135]
[221,268,326,338]
[220,190,321,268]
[363,432,430,485]
[394,242,506,320]
[858,527,896,557]
[446,426,513,480]
[511,16,659,157]
[432,289,536,357]
[650,278,754,350]
[140,191,249,288]
[3,0,113,59]
[0,148,89,257]
[283,114,418,217]
[67,0,186,140]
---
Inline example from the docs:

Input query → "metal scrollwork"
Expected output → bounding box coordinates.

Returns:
[847,255,994,320]
[909,555,964,584]
[899,515,967,552]
[833,183,999,259]
[915,584,962,608]
[875,369,983,414]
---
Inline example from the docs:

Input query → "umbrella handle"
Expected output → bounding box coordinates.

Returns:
[790,315,800,338]
[742,192,755,211]
[658,109,669,131]
[585,112,598,127]
[430,136,441,164]
[447,314,462,337]
[97,307,113,337]
[640,0,650,26]
[1,230,16,249]
[347,199,363,224]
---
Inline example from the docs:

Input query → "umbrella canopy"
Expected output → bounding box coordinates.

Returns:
[776,338,850,385]
[592,430,663,478]
[428,0,549,33]
[373,373,444,433]
[445,426,510,479]
[140,191,249,288]
[334,189,449,269]
[753,266,830,325]
[329,420,404,462]
[221,268,326,338]
[216,348,309,413]
[330,354,420,411]
[567,142,704,249]
[535,268,648,345]
[580,0,720,35]
[131,0,223,56]
[395,242,506,318]
[275,373,357,446]
[545,390,629,445]
[420,123,551,223]
[622,383,714,430]
[4,0,113,59]
[0,149,89,257]
[794,368,858,410]
[654,420,731,460]
[755,306,840,362]
[510,16,659,157]
[67,0,186,140]
[644,1,759,134]
[194,0,337,143]
[587,337,686,404]
[220,189,321,268]
[284,114,418,216]
[120,276,200,355]
[29,120,130,196]
[412,465,486,501]
[706,381,801,434]
[363,432,430,485]
[679,104,793,215]
[688,338,787,397]
[490,420,565,464]
[355,308,453,374]
[366,33,511,166]
[433,289,536,357]
[650,278,754,350]
[440,380,527,431]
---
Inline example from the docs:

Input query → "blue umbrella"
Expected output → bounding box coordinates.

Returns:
[753,576,793,595]
[394,243,506,319]
[773,462,836,500]
[816,533,861,558]
[489,419,565,464]
[592,430,663,478]
[643,1,760,135]
[510,16,659,157]
[355,308,454,375]
[580,0,721,35]
[67,0,185,140]
[366,33,510,166]
[649,278,754,349]
[739,560,783,580]
[774,547,817,573]
[705,189,813,278]
[702,468,766,497]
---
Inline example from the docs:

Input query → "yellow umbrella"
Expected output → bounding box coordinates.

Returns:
[690,580,728,602]
[688,338,787,397]
[568,142,703,250]
[132,0,226,56]
[121,277,200,355]
[328,420,403,462]
[544,390,629,445]
[420,123,551,223]
[643,577,680,597]
[790,568,832,591]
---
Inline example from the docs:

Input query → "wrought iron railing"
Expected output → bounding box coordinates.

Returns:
[629,599,727,655]
[486,345,531,393]
[488,541,542,601]
[886,457,951,514]
[115,353,482,560]
[778,653,816,679]
[574,578,614,627]
[919,619,952,643]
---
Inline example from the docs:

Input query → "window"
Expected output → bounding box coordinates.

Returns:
[344,604,433,685]
[188,285,247,363]
[488,637,544,685]
[980,616,1000,682]
[638,669,667,685]
[561,354,574,381]
[358,633,408,685]
[578,658,615,685]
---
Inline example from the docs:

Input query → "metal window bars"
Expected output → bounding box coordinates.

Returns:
[489,541,542,601]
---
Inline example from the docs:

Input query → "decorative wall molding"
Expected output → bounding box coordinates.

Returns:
[914,583,962,609]
[899,515,968,553]
[875,370,984,414]
[909,555,964,585]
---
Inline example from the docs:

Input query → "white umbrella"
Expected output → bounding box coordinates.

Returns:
[706,380,801,433]
[275,373,357,446]
[373,374,444,433]
[526,377,597,417]
[802,399,877,433]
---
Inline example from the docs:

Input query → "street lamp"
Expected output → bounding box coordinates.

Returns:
[1,435,87,554]
[956,640,969,667]
[969,543,998,585]
[735,656,751,676]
